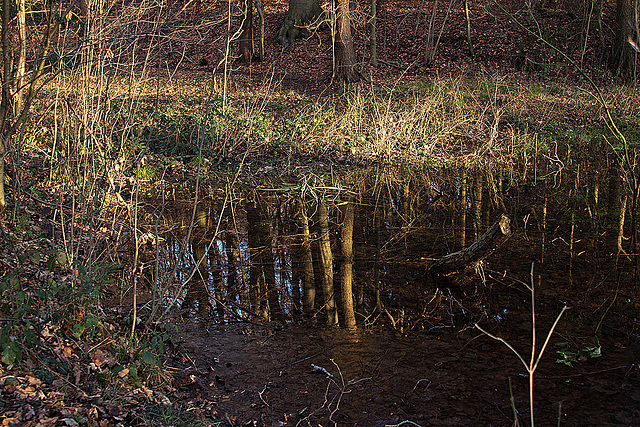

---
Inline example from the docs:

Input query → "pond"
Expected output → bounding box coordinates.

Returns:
[112,162,639,425]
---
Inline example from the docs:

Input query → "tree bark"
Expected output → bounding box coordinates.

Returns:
[459,173,467,249]
[247,200,267,319]
[473,173,483,239]
[370,0,378,66]
[0,0,62,214]
[340,196,356,330]
[464,0,473,57]
[335,0,359,82]
[429,214,513,279]
[318,199,338,326]
[15,0,26,116]
[275,0,323,44]
[257,200,283,322]
[0,0,12,213]
[225,231,240,304]
[239,0,254,62]
[255,0,265,61]
[295,198,316,316]
[612,0,638,76]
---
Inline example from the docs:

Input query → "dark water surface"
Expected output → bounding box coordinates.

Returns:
[121,164,639,425]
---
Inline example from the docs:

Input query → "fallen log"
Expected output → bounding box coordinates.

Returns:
[429,214,513,279]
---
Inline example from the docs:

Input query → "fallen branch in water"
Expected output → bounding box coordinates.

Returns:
[429,214,513,280]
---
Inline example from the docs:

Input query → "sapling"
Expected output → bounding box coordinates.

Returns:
[475,263,567,427]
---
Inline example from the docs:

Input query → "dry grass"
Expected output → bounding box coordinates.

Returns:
[32,68,637,182]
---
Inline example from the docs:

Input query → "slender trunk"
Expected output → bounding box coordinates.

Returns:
[191,238,212,318]
[79,0,89,39]
[370,0,378,66]
[247,200,266,319]
[258,200,282,322]
[618,194,628,258]
[335,0,359,82]
[0,0,12,213]
[402,178,410,223]
[296,198,316,316]
[225,232,239,305]
[459,173,467,248]
[541,195,547,264]
[318,199,338,326]
[15,0,26,116]
[255,0,265,61]
[612,0,637,77]
[208,240,227,319]
[373,202,382,312]
[340,196,356,330]
[239,0,254,63]
[473,173,483,239]
[464,0,473,56]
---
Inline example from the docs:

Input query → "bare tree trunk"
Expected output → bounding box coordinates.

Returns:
[373,202,382,312]
[15,0,26,116]
[459,173,467,249]
[247,200,267,319]
[226,231,240,304]
[318,199,338,326]
[0,0,64,214]
[429,215,513,279]
[340,196,356,330]
[239,0,254,62]
[335,0,359,82]
[79,0,89,39]
[276,0,323,44]
[190,238,212,318]
[0,0,12,213]
[473,173,483,239]
[295,198,316,316]
[618,194,628,258]
[258,200,282,322]
[255,0,265,61]
[612,0,638,77]
[370,0,378,66]
[464,0,473,57]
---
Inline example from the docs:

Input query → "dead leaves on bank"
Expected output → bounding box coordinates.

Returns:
[1,367,177,426]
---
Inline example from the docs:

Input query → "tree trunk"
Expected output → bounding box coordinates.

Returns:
[0,0,60,214]
[247,200,267,319]
[0,0,12,213]
[0,154,5,213]
[79,0,89,39]
[225,231,240,304]
[429,214,513,279]
[189,238,212,318]
[473,173,483,239]
[257,200,283,322]
[15,0,26,116]
[295,198,316,316]
[275,0,323,44]
[209,240,226,319]
[255,0,265,61]
[335,0,359,82]
[464,0,473,57]
[340,196,356,330]
[459,173,467,248]
[239,0,254,62]
[318,199,338,326]
[612,0,638,76]
[370,0,378,66]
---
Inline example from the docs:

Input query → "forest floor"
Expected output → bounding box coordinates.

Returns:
[1,0,640,425]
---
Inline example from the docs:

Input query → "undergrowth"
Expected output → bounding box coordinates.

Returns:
[35,75,630,172]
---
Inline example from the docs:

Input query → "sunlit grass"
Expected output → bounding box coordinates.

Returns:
[32,70,640,179]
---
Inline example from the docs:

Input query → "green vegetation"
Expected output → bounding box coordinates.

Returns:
[1,0,639,424]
